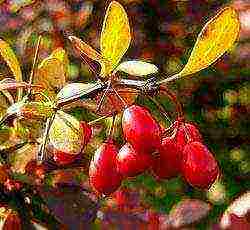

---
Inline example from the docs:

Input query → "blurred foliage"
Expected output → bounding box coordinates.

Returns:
[0,0,249,229]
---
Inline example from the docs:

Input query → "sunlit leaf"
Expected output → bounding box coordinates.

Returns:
[49,111,84,155]
[116,60,158,76]
[167,199,211,228]
[49,48,70,79]
[6,100,54,120]
[35,48,68,99]
[9,0,36,13]
[20,102,55,120]
[177,7,240,78]
[8,143,38,174]
[68,36,103,64]
[31,220,48,230]
[56,83,102,105]
[100,1,131,77]
[220,191,250,229]
[0,39,22,100]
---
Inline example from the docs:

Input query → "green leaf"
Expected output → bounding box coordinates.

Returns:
[0,39,22,100]
[116,60,158,76]
[177,7,240,78]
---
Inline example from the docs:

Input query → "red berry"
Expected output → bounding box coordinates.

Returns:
[152,137,182,180]
[112,188,140,211]
[89,139,122,195]
[122,105,161,153]
[182,142,219,189]
[116,143,153,177]
[80,121,92,146]
[175,120,203,151]
[53,150,78,165]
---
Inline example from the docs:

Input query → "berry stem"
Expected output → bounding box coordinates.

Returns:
[37,113,56,162]
[107,113,117,140]
[88,114,111,125]
[159,85,184,119]
[147,95,172,123]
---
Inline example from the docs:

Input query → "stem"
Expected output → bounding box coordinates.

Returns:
[159,85,184,119]
[95,81,111,113]
[111,86,128,108]
[28,35,42,95]
[156,73,181,85]
[107,114,116,140]
[88,114,110,125]
[37,113,56,162]
[147,96,172,123]
[80,54,101,81]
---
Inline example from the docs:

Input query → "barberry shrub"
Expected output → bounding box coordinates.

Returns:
[0,0,246,229]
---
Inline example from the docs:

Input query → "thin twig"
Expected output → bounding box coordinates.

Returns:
[107,113,116,139]
[88,114,110,125]
[159,85,184,118]
[95,81,111,113]
[28,35,42,95]
[147,96,172,123]
[37,113,56,162]
[156,73,181,85]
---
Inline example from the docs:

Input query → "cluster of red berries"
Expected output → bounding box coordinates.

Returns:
[89,105,220,196]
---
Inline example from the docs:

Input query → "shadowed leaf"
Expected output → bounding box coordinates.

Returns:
[39,186,98,229]
[9,143,38,174]
[167,199,211,228]
[68,36,103,64]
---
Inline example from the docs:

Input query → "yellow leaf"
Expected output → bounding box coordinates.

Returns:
[178,7,240,78]
[49,111,84,155]
[35,49,69,99]
[35,58,65,99]
[100,1,131,77]
[50,48,70,79]
[0,39,22,100]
